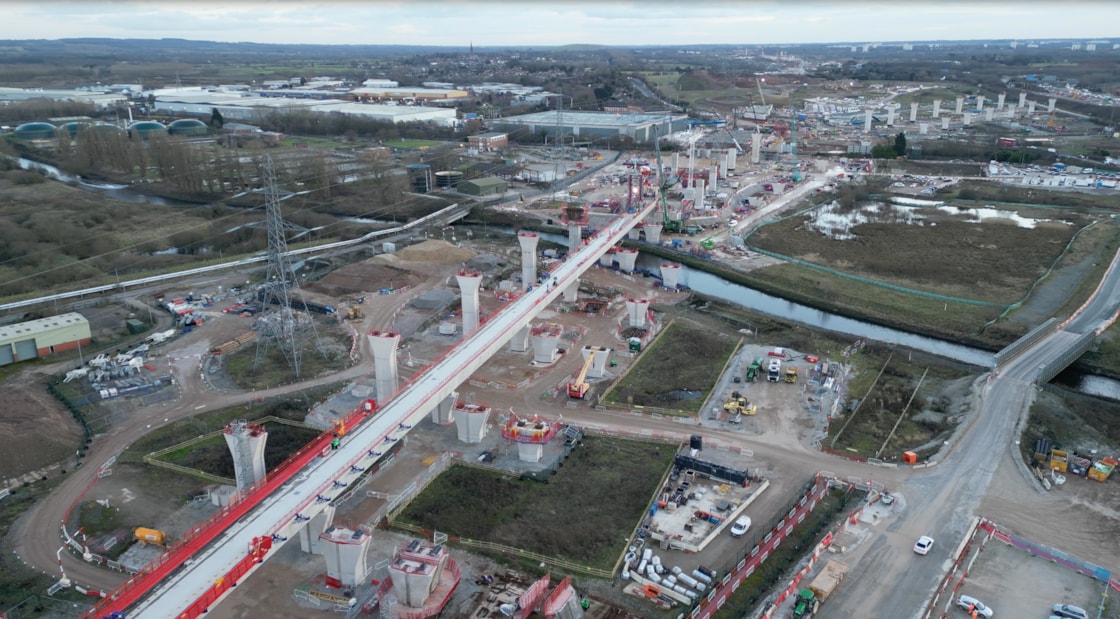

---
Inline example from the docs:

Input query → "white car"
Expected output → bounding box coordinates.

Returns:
[729,516,752,537]
[913,535,934,555]
[957,595,993,617]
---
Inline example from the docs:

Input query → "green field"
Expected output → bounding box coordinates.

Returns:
[396,436,676,571]
[603,320,739,414]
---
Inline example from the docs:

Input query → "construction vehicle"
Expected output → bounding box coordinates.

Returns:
[767,359,782,383]
[134,527,167,546]
[746,358,762,382]
[345,305,362,320]
[567,346,602,399]
[723,392,757,420]
[654,129,683,233]
[807,559,847,603]
[784,366,799,383]
[792,588,820,618]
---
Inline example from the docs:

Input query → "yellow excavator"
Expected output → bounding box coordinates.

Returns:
[567,346,603,399]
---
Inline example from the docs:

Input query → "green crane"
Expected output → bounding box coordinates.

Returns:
[654,129,683,233]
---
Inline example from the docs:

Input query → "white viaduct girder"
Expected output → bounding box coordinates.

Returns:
[126,201,657,618]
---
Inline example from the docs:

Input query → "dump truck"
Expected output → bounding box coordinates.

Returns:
[784,366,799,383]
[746,358,762,382]
[807,559,847,603]
[791,588,820,618]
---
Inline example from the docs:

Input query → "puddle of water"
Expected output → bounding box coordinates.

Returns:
[805,200,1065,240]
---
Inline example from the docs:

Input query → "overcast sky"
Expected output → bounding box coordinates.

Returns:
[5,1,1119,48]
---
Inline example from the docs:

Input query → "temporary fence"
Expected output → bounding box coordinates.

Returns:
[681,474,832,619]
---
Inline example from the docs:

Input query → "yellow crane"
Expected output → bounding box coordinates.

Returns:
[567,347,602,398]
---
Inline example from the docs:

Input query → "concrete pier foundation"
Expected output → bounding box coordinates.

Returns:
[582,346,611,379]
[660,262,681,289]
[955,97,964,114]
[932,99,941,118]
[863,109,872,133]
[223,420,267,493]
[563,279,579,303]
[1028,100,1037,115]
[518,442,543,463]
[1019,92,1027,107]
[388,541,451,608]
[1048,98,1057,113]
[997,93,1006,111]
[909,102,918,122]
[299,505,335,554]
[456,269,482,335]
[530,324,562,364]
[509,325,530,353]
[963,114,972,126]
[368,330,400,402]
[750,133,762,164]
[643,223,663,244]
[984,108,994,122]
[942,117,950,130]
[976,95,985,110]
[626,298,651,328]
[319,526,371,589]
[454,402,490,444]
[430,391,457,425]
[886,106,896,126]
[517,231,539,292]
[615,248,639,273]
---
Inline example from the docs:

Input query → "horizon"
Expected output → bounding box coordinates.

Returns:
[4,1,1120,48]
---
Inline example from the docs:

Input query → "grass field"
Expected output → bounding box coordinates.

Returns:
[396,436,677,570]
[384,140,443,149]
[120,383,345,464]
[826,346,970,459]
[603,320,739,414]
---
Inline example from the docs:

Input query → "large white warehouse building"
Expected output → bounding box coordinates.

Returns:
[154,92,457,126]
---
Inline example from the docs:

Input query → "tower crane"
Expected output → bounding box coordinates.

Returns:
[567,347,603,398]
[790,115,803,182]
[653,129,683,233]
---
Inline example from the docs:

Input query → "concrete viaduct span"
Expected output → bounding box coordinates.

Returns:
[88,201,657,619]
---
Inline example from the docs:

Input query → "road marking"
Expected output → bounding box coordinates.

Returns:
[195,405,206,410]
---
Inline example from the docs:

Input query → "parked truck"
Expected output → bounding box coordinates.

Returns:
[808,559,847,602]
[767,359,782,382]
[784,366,799,383]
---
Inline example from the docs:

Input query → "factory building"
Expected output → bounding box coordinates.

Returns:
[490,111,689,144]
[153,93,457,126]
[468,132,509,151]
[457,177,508,196]
[0,313,91,367]
[0,87,128,110]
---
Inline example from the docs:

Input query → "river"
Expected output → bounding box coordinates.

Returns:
[15,156,193,207]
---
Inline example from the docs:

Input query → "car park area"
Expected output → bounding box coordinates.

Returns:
[952,536,1110,619]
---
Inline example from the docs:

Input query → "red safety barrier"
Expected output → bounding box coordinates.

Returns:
[83,400,376,619]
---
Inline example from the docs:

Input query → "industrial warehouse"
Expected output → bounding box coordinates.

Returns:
[0,313,91,366]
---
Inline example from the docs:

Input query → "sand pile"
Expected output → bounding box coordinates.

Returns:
[395,239,476,263]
